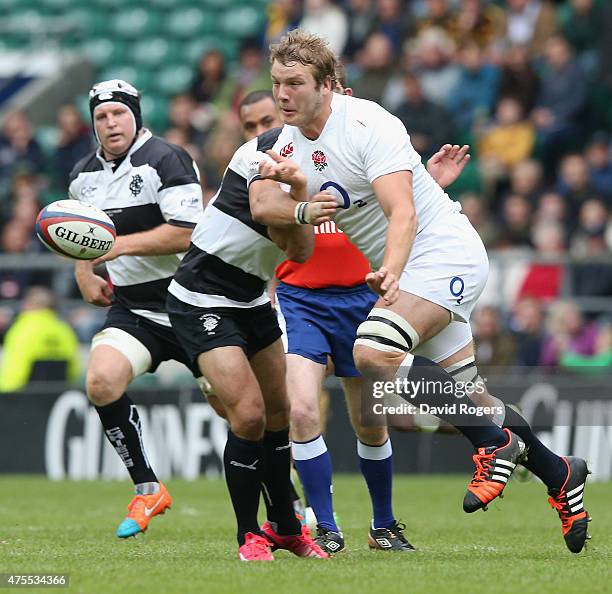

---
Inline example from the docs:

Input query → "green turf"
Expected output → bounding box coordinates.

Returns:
[0,476,610,594]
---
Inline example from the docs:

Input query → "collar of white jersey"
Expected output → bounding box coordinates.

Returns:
[96,128,152,167]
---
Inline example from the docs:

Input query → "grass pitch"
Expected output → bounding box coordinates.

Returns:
[1,475,610,594]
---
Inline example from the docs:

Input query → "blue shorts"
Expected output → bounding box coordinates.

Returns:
[276,282,377,377]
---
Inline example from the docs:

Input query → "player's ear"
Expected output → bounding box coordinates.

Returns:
[344,87,353,97]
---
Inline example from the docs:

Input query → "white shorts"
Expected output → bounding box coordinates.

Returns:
[396,211,488,363]
[400,211,489,324]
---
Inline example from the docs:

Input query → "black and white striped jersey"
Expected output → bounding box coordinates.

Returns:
[169,128,286,309]
[69,129,203,325]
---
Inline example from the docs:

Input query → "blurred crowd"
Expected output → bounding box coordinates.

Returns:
[0,0,610,370]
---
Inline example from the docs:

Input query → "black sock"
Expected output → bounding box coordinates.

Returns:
[405,356,506,449]
[262,428,301,536]
[95,393,157,484]
[224,431,264,545]
[503,405,567,489]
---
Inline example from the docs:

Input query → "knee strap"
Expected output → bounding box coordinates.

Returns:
[355,308,420,353]
[91,327,152,377]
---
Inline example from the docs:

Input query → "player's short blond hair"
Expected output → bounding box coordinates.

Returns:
[270,29,337,88]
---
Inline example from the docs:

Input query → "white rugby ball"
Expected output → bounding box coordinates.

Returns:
[35,200,116,260]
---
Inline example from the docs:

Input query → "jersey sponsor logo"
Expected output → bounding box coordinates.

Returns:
[129,174,144,197]
[280,142,293,158]
[450,276,465,305]
[180,196,200,208]
[199,313,221,334]
[314,221,341,235]
[312,150,328,172]
[80,185,97,200]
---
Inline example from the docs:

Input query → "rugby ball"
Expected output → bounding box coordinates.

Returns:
[35,200,116,260]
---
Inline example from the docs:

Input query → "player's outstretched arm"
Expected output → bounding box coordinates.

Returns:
[92,224,193,265]
[368,170,417,305]
[426,144,470,188]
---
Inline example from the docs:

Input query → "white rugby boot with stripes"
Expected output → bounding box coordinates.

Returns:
[547,457,592,553]
[463,428,525,513]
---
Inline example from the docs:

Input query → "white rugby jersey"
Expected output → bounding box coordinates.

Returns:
[69,129,202,325]
[249,92,459,270]
[169,94,460,309]
[169,129,286,309]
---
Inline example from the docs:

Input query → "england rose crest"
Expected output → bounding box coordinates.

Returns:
[311,150,328,172]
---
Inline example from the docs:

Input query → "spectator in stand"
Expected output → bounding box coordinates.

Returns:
[534,191,569,234]
[454,0,506,49]
[492,158,544,214]
[473,305,517,367]
[266,0,302,45]
[541,301,600,367]
[585,132,612,203]
[0,287,80,392]
[517,221,566,302]
[301,0,348,56]
[10,192,40,233]
[478,97,535,198]
[167,94,208,147]
[571,199,609,257]
[557,0,602,74]
[531,35,587,176]
[497,43,540,115]
[496,193,533,248]
[370,0,412,53]
[344,0,376,59]
[561,322,612,372]
[460,193,498,247]
[190,49,227,105]
[511,297,546,366]
[53,104,93,193]
[0,111,45,195]
[504,0,557,57]
[410,28,461,107]
[351,32,396,104]
[216,39,270,113]
[198,112,243,202]
[393,72,452,157]
[163,127,202,163]
[447,40,500,132]
[416,0,457,38]
[509,159,543,201]
[556,153,598,217]
[568,199,612,299]
[0,222,38,300]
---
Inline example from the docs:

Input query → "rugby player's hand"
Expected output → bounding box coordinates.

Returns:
[306,191,338,225]
[76,273,113,307]
[427,144,470,189]
[366,267,400,305]
[91,238,124,266]
[259,150,307,190]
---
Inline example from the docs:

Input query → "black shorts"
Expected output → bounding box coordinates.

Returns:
[166,293,282,367]
[101,303,200,376]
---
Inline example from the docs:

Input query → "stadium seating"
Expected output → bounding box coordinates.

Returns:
[0,0,266,133]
